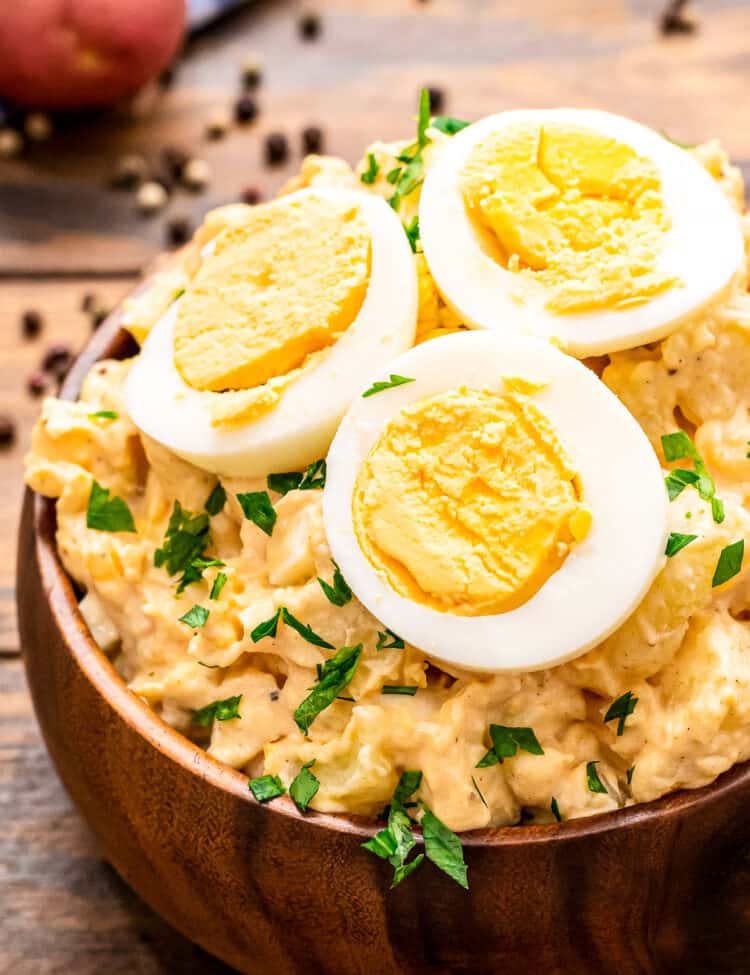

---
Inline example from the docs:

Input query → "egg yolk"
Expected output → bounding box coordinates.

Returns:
[174,194,371,392]
[460,123,677,313]
[352,386,591,616]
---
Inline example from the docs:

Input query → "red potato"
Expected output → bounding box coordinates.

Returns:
[0,0,186,109]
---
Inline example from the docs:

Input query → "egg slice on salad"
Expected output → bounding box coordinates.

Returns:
[125,188,418,476]
[419,109,744,357]
[324,330,668,672]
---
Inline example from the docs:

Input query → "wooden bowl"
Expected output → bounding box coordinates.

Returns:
[17,308,750,975]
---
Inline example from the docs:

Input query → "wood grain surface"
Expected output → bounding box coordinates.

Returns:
[1,0,749,971]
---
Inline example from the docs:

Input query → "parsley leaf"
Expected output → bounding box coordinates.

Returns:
[476,724,544,766]
[471,775,488,808]
[289,761,320,812]
[154,501,218,593]
[382,685,418,696]
[386,89,432,212]
[86,480,136,533]
[192,694,242,727]
[179,605,209,628]
[431,115,470,135]
[360,152,380,185]
[362,771,424,887]
[404,215,420,253]
[420,802,468,889]
[267,459,326,496]
[394,770,422,805]
[712,539,745,588]
[318,561,352,606]
[204,483,227,516]
[661,431,723,522]
[362,374,416,398]
[376,628,405,650]
[250,608,281,642]
[551,797,562,822]
[209,571,227,601]
[603,690,638,736]
[237,490,276,535]
[249,775,286,803]
[665,468,700,500]
[627,766,635,785]
[586,760,608,794]
[661,430,698,462]
[665,532,698,557]
[294,644,362,734]
[250,606,334,648]
[88,410,119,420]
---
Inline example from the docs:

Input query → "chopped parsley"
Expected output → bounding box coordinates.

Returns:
[318,561,352,606]
[173,287,186,301]
[604,690,638,736]
[382,685,418,696]
[289,761,320,812]
[267,459,326,496]
[386,88,431,212]
[586,760,608,795]
[627,766,635,785]
[178,604,209,628]
[294,644,362,734]
[192,694,242,727]
[86,480,136,533]
[237,490,276,536]
[471,775,487,808]
[712,539,745,588]
[154,501,221,593]
[551,797,562,822]
[420,802,469,889]
[431,115,470,135]
[251,606,334,649]
[404,216,420,253]
[248,775,286,803]
[665,532,698,557]
[88,410,119,420]
[204,482,227,516]
[661,431,724,523]
[393,769,422,805]
[362,771,424,887]
[376,628,405,650]
[362,374,416,398]
[476,724,544,767]
[360,152,380,185]
[209,571,228,601]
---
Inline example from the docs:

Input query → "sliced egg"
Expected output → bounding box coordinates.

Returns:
[125,188,418,477]
[324,330,668,672]
[419,108,744,357]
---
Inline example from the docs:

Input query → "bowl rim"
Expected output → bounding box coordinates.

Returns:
[28,301,750,849]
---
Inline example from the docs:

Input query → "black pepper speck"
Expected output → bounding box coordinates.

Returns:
[302,125,324,155]
[264,132,289,165]
[0,413,16,448]
[235,94,259,124]
[21,309,43,339]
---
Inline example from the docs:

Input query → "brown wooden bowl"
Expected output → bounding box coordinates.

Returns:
[16,306,750,975]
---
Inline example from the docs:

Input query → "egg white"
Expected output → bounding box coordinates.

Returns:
[419,109,744,357]
[125,188,418,477]
[324,331,668,673]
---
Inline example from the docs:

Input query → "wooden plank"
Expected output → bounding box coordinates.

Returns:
[1,0,748,274]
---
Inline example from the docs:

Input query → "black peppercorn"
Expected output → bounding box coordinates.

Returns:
[160,145,189,181]
[21,309,43,339]
[264,132,289,165]
[426,86,445,113]
[27,371,47,397]
[235,94,259,124]
[0,413,16,448]
[302,125,324,155]
[298,10,321,40]
[241,185,262,205]
[42,342,72,372]
[166,215,192,248]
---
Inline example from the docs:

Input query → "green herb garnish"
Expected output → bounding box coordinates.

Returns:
[665,468,700,500]
[248,774,286,803]
[204,483,227,516]
[603,690,638,736]
[173,287,186,301]
[586,760,608,795]
[431,115,470,135]
[382,685,418,696]
[712,539,744,588]
[192,694,242,727]
[360,152,380,185]
[267,459,327,496]
[475,724,544,767]
[665,532,698,557]
[404,216,420,253]
[294,644,362,734]
[318,561,352,606]
[86,480,136,533]
[88,410,119,420]
[661,431,723,522]
[551,797,562,822]
[420,802,469,889]
[362,374,416,398]
[289,761,320,812]
[154,501,220,593]
[376,628,405,650]
[386,88,432,211]
[471,775,487,808]
[179,604,209,628]
[237,490,276,536]
[209,571,227,601]
[251,606,334,649]
[362,771,424,887]
[627,766,635,785]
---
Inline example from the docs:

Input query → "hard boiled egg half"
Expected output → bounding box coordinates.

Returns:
[125,188,417,477]
[324,331,668,672]
[419,109,744,357]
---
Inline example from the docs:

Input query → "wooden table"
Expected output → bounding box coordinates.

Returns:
[1,0,748,970]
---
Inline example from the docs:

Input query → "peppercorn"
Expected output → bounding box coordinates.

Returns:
[241,185,262,205]
[426,86,445,113]
[21,309,43,339]
[166,215,192,247]
[264,132,289,165]
[0,413,16,448]
[302,125,324,155]
[160,145,189,181]
[298,9,321,40]
[235,94,259,125]
[27,371,47,397]
[112,154,148,190]
[660,0,696,34]
[241,56,263,89]
[91,307,109,331]
[42,343,72,372]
